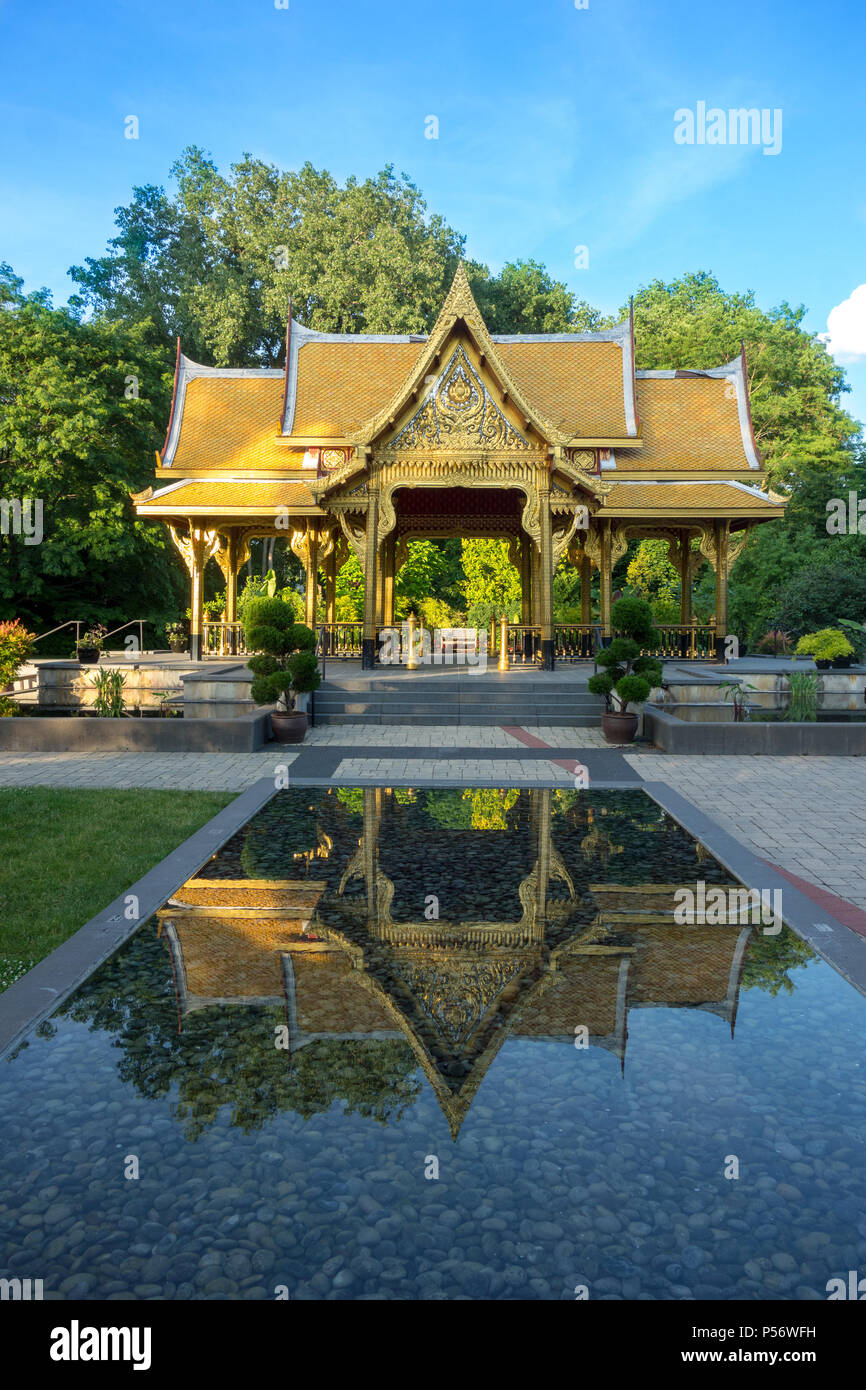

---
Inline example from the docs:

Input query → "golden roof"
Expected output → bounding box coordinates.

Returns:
[292,341,424,437]
[633,375,757,471]
[497,340,629,438]
[167,375,300,471]
[138,478,318,515]
[602,481,782,515]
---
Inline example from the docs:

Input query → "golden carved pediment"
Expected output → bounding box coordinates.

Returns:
[386,344,530,453]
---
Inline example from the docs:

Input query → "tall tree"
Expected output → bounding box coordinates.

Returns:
[624,271,859,489]
[69,152,590,363]
[0,264,183,634]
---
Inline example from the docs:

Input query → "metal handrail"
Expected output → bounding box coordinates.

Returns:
[101,619,146,652]
[32,620,83,647]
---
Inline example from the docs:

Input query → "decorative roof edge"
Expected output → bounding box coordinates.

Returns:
[160,354,283,469]
[636,355,762,469]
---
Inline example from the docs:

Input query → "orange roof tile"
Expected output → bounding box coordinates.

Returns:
[603,481,782,513]
[633,377,755,471]
[168,376,296,471]
[139,479,317,513]
[497,340,629,437]
[291,341,424,436]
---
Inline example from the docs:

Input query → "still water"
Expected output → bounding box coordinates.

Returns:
[1,788,864,1300]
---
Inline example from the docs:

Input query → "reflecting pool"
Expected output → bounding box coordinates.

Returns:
[2,787,865,1301]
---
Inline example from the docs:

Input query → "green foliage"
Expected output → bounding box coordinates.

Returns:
[775,564,866,644]
[626,539,679,605]
[0,619,34,685]
[461,539,521,615]
[0,263,183,633]
[395,541,461,619]
[740,925,814,996]
[89,667,126,717]
[785,671,820,722]
[611,593,661,646]
[615,673,652,707]
[625,271,860,491]
[795,627,854,660]
[472,259,606,335]
[243,597,319,709]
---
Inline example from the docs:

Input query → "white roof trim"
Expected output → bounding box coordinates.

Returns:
[281,319,424,435]
[161,356,282,469]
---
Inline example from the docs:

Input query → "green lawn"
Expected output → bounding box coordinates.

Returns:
[0,788,234,991]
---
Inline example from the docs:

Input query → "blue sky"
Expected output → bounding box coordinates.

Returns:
[2,0,865,426]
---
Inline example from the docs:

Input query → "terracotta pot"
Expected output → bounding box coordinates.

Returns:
[270,710,307,744]
[169,639,187,654]
[601,710,639,745]
[76,647,100,663]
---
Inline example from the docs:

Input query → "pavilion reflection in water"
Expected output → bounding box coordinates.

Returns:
[158,789,753,1137]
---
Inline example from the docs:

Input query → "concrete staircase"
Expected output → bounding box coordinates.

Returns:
[312,669,605,727]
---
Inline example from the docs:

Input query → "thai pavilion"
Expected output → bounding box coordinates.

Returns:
[133,265,784,666]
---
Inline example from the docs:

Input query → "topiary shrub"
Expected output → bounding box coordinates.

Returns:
[587,596,663,713]
[243,597,320,712]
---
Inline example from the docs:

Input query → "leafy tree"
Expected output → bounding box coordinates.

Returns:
[461,539,521,615]
[588,596,663,712]
[243,598,319,709]
[473,259,606,335]
[0,264,184,635]
[70,152,592,364]
[775,565,866,643]
[625,271,860,490]
[727,449,866,644]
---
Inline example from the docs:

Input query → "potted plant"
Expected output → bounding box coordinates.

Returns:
[164,621,187,654]
[795,628,854,670]
[587,596,663,744]
[243,597,321,743]
[76,623,107,663]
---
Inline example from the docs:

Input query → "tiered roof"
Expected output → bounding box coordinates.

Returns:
[135,266,782,523]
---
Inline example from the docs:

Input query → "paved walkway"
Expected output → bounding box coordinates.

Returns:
[0,728,864,910]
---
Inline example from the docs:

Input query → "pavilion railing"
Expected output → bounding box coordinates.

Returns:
[318,622,364,658]
[554,624,598,661]
[642,619,717,660]
[202,621,247,658]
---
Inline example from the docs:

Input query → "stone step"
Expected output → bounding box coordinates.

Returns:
[311,717,603,728]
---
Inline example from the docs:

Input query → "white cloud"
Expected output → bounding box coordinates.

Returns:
[822,284,866,360]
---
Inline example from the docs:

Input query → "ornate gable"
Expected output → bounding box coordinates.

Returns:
[388,343,530,452]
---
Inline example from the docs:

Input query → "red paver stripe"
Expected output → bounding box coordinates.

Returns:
[762,859,866,940]
[500,726,589,775]
[500,725,550,749]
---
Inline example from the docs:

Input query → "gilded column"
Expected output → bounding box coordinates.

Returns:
[599,520,613,637]
[325,546,336,626]
[520,538,532,626]
[679,530,692,627]
[580,549,592,625]
[537,472,555,669]
[305,524,320,630]
[169,524,219,662]
[714,520,728,659]
[362,487,379,669]
[383,533,396,628]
